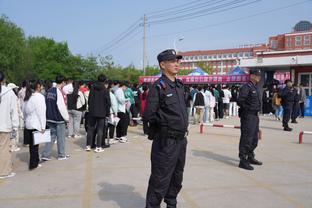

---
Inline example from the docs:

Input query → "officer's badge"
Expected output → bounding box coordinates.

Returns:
[166,94,173,97]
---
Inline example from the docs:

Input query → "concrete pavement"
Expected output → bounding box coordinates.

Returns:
[0,115,312,208]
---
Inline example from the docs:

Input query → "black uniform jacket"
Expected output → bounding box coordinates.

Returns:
[237,81,261,113]
[143,74,188,133]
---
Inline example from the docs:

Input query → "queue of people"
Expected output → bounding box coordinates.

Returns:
[0,67,308,180]
[0,71,151,178]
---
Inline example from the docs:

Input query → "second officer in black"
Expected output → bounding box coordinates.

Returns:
[237,69,263,170]
[144,49,188,208]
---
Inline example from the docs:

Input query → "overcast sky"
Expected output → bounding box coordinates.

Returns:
[1,0,311,68]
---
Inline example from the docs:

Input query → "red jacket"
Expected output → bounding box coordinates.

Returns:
[140,90,149,116]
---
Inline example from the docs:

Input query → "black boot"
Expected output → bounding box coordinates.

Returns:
[248,154,262,165]
[284,127,292,131]
[239,155,254,170]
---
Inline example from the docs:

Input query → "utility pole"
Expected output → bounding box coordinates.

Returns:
[143,14,147,75]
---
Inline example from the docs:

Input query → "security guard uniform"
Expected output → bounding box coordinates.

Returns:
[281,84,295,131]
[144,73,188,208]
[237,70,262,170]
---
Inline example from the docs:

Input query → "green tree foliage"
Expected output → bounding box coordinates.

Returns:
[0,16,166,84]
[196,61,213,74]
[0,15,26,82]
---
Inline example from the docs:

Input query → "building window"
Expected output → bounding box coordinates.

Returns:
[304,35,310,45]
[233,53,237,58]
[208,55,212,59]
[222,54,227,58]
[238,52,243,57]
[218,54,222,59]
[190,56,193,60]
[286,37,292,47]
[295,36,302,46]
[271,40,278,49]
[203,55,208,59]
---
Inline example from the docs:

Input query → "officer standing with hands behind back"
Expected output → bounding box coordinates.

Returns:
[237,69,263,171]
[144,49,188,208]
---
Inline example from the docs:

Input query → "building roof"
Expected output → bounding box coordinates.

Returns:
[178,44,267,56]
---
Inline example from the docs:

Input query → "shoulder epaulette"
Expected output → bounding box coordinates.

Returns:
[157,79,167,90]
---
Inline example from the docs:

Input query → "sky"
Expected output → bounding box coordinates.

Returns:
[1,0,311,68]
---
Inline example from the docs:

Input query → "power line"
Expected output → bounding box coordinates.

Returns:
[100,30,142,55]
[150,0,312,38]
[148,0,261,25]
[146,0,208,15]
[93,17,142,53]
[93,0,259,55]
[148,0,226,19]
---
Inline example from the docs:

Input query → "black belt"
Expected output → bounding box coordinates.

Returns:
[247,111,259,116]
[166,129,187,140]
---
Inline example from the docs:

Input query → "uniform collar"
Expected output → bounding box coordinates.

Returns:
[249,81,257,87]
[162,74,176,88]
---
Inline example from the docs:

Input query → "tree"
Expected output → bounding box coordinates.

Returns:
[196,61,213,74]
[0,15,26,83]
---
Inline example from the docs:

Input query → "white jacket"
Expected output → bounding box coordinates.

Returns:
[109,91,118,115]
[222,89,232,104]
[23,92,46,131]
[0,86,19,132]
[76,91,86,110]
[57,87,69,122]
[115,88,126,113]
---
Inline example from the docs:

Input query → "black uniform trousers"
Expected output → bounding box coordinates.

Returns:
[300,102,305,117]
[291,103,299,121]
[239,114,259,157]
[146,134,187,208]
[24,129,40,170]
[282,107,292,128]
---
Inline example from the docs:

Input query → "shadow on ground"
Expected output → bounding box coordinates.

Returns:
[98,182,145,208]
[15,151,28,164]
[192,150,239,167]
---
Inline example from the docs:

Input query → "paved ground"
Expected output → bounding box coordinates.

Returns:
[0,115,312,208]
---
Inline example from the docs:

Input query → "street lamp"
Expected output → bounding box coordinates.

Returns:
[173,36,184,51]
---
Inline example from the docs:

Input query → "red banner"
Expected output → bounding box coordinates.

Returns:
[139,75,250,84]
[274,72,290,82]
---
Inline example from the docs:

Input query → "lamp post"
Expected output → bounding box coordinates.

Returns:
[173,37,184,51]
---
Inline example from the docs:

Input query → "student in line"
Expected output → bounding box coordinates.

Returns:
[23,80,46,170]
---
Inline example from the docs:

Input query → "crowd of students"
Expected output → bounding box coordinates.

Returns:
[188,80,307,128]
[0,69,307,178]
[0,72,150,178]
[189,84,240,124]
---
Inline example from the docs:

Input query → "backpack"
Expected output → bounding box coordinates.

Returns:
[194,92,205,106]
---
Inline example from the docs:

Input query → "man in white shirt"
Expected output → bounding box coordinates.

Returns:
[0,71,19,179]
[222,85,232,118]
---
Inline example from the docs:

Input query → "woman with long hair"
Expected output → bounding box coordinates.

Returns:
[23,80,46,170]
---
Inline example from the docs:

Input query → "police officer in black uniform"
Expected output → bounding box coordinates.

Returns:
[144,49,188,208]
[237,69,262,170]
[281,79,295,131]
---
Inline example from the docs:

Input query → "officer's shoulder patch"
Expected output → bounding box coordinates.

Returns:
[159,79,167,90]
